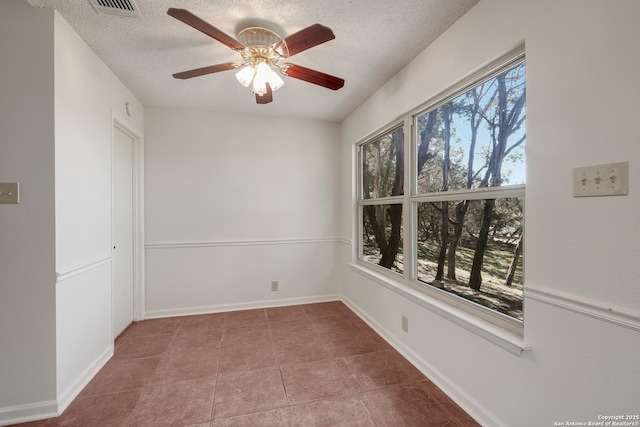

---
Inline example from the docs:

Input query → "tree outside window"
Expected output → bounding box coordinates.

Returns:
[414,61,525,320]
[357,57,526,323]
[360,127,404,273]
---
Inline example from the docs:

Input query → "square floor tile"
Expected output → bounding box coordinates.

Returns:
[269,323,318,340]
[321,330,380,358]
[213,368,287,419]
[266,306,308,325]
[289,396,375,427]
[281,359,354,405]
[360,383,454,427]
[179,313,226,331]
[218,341,278,373]
[301,302,347,319]
[311,315,361,336]
[273,334,331,366]
[342,311,373,331]
[221,324,271,348]
[127,379,216,426]
[149,348,220,385]
[127,318,183,337]
[362,329,394,351]
[418,380,480,426]
[388,349,427,381]
[82,357,161,396]
[115,334,174,359]
[55,389,142,426]
[224,309,267,328]
[167,328,224,355]
[336,350,412,392]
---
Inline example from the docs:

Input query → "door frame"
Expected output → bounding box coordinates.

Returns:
[111,117,145,338]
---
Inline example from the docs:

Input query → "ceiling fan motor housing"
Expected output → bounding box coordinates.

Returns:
[237,27,287,67]
[237,27,282,48]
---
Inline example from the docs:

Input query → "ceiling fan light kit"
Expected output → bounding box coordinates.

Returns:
[167,8,344,105]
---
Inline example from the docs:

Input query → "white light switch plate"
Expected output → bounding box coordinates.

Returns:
[573,162,628,197]
[0,182,20,204]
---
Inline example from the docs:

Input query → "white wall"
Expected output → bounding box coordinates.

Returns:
[341,0,640,425]
[144,108,342,316]
[1,2,145,422]
[0,1,57,422]
[53,10,143,408]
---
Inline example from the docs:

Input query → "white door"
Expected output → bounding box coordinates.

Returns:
[112,126,135,337]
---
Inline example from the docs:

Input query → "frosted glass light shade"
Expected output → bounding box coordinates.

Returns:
[252,67,268,95]
[235,66,256,87]
[256,62,284,91]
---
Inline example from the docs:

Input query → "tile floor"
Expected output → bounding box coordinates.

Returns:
[15,301,479,426]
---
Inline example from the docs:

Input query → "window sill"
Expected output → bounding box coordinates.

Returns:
[349,263,530,356]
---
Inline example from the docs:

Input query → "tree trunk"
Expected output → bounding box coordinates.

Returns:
[469,198,495,290]
[364,205,387,254]
[390,131,404,196]
[379,204,402,268]
[435,105,452,281]
[468,74,525,291]
[446,91,483,281]
[417,110,438,172]
[446,200,469,280]
[504,234,523,287]
[435,201,449,281]
[366,129,404,270]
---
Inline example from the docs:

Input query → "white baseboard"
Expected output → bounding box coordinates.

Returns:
[341,296,506,427]
[0,399,58,427]
[57,345,114,414]
[145,294,342,319]
[0,346,114,426]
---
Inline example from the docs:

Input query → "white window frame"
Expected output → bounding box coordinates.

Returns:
[357,122,405,279]
[353,46,528,355]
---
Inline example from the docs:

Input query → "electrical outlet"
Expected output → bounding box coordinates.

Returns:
[401,315,409,332]
[271,281,278,291]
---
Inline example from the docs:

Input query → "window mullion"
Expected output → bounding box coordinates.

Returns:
[402,116,413,282]
[354,144,362,262]
[411,185,525,203]
[359,196,405,206]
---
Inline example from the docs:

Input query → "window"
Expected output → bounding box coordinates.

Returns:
[359,126,404,275]
[357,50,526,332]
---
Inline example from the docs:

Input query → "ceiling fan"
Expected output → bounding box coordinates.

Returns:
[167,8,345,105]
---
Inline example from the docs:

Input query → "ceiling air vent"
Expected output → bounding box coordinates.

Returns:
[88,0,141,19]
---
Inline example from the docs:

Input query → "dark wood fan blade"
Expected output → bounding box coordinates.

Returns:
[173,62,237,79]
[273,24,335,57]
[282,64,344,90]
[167,8,244,50]
[256,83,273,104]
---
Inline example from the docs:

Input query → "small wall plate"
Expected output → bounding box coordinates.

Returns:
[0,182,19,204]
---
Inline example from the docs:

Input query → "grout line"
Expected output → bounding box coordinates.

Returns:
[209,327,223,423]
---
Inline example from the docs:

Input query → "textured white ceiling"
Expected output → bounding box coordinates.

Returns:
[29,0,479,122]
